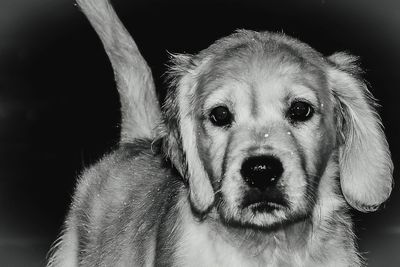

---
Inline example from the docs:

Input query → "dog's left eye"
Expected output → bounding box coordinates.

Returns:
[288,101,314,122]
[209,106,233,127]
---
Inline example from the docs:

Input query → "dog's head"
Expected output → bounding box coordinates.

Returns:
[161,30,393,228]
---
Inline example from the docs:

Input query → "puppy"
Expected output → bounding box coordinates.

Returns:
[47,0,393,266]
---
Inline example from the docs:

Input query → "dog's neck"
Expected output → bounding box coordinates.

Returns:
[173,199,313,266]
[204,210,312,253]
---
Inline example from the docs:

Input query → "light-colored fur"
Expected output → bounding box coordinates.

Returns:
[75,0,161,141]
[47,0,393,266]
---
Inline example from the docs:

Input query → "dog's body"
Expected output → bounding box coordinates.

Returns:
[47,1,393,266]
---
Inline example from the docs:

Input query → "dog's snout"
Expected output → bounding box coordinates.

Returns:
[241,156,283,191]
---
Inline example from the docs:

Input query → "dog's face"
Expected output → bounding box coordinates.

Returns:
[162,31,393,229]
[199,51,337,228]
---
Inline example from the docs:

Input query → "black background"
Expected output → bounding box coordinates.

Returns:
[0,0,399,266]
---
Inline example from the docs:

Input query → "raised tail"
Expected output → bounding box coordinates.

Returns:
[77,0,161,141]
[46,2,161,265]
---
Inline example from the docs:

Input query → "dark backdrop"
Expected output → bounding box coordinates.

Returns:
[0,0,399,266]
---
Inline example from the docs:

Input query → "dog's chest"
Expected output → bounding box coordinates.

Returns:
[177,223,258,267]
[176,217,291,267]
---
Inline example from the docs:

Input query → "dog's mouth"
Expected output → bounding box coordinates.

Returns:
[247,201,286,213]
[241,188,288,213]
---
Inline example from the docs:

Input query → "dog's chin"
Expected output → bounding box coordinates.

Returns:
[218,199,309,231]
[221,209,309,232]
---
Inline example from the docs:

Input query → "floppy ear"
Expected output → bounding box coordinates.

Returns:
[328,52,393,212]
[162,54,215,215]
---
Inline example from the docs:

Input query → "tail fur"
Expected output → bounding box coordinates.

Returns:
[77,0,161,141]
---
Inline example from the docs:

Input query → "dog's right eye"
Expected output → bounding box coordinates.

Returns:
[209,106,233,127]
[287,101,314,123]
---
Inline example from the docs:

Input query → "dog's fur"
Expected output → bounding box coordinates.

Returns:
[47,0,393,266]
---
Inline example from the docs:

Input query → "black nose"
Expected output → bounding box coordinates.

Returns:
[240,156,283,191]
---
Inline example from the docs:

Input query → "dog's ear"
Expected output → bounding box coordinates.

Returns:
[328,52,393,212]
[162,54,215,215]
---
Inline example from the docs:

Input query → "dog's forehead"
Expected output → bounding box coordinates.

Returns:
[197,34,329,106]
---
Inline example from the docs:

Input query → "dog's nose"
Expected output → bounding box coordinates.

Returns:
[241,156,283,191]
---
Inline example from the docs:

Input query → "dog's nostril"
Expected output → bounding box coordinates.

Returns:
[240,156,283,191]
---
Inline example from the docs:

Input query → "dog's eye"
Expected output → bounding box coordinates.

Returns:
[209,106,233,127]
[288,101,314,122]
